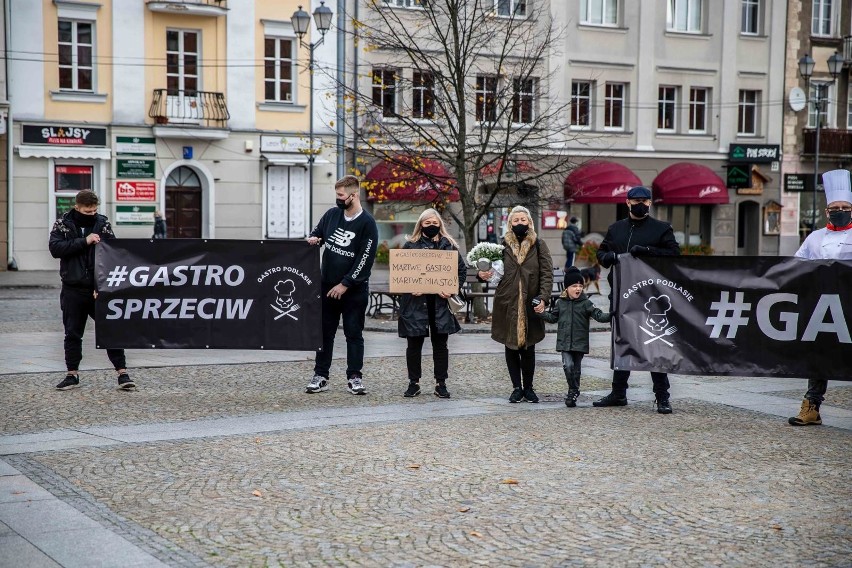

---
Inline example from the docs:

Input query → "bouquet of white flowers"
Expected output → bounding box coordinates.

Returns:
[466,242,504,286]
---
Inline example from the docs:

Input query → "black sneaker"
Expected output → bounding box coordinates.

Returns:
[55,374,80,390]
[403,382,421,398]
[523,387,539,403]
[434,383,451,398]
[509,388,524,403]
[592,393,628,407]
[565,392,579,408]
[656,398,673,414]
[117,373,136,390]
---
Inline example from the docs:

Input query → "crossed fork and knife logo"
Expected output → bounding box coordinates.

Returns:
[639,325,678,347]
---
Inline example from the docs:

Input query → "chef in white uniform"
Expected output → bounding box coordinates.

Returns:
[789,168,852,426]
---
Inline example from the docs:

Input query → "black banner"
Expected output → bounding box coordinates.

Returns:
[613,256,852,379]
[95,240,322,350]
[23,124,108,146]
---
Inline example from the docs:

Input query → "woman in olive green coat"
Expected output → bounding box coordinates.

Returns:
[478,205,553,403]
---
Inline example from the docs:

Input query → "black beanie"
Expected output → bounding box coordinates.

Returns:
[564,267,584,287]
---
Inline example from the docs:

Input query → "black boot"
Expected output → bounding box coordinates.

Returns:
[593,392,628,407]
[565,391,579,408]
[655,397,672,414]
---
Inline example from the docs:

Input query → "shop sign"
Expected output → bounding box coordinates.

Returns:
[116,181,156,202]
[260,135,321,153]
[55,195,76,219]
[115,205,156,225]
[23,124,107,146]
[726,165,751,189]
[728,143,780,163]
[784,173,820,193]
[115,136,156,156]
[116,159,156,179]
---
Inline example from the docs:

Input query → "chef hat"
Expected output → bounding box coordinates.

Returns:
[822,169,852,205]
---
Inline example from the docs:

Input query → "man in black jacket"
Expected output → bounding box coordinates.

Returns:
[305,176,379,395]
[593,185,680,413]
[48,190,134,391]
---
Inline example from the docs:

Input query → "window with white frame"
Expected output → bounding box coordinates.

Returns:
[581,0,618,25]
[667,0,702,33]
[737,89,760,135]
[412,71,435,119]
[476,76,498,122]
[264,37,294,103]
[383,0,427,8]
[847,86,852,128]
[741,0,760,35]
[512,78,536,124]
[808,82,833,128]
[571,80,593,128]
[372,68,398,118]
[658,86,678,131]
[812,0,834,36]
[604,82,625,130]
[495,0,527,18]
[689,87,709,133]
[58,20,94,91]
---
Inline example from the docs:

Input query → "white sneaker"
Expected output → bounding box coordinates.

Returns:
[306,375,329,393]
[347,374,366,395]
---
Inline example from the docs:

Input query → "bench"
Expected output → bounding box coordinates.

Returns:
[463,267,566,323]
[367,285,401,319]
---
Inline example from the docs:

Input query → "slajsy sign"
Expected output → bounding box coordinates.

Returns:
[23,124,107,146]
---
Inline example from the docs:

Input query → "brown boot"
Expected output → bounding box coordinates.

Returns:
[788,399,822,426]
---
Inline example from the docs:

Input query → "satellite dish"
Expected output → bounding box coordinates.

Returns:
[789,87,807,112]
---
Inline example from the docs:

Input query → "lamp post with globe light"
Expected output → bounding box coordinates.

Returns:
[291,1,333,224]
[798,51,844,232]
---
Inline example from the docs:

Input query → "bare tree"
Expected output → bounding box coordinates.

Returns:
[332,0,578,249]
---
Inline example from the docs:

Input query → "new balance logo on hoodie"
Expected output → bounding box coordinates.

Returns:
[329,228,356,248]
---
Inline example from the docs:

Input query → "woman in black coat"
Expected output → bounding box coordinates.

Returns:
[398,208,466,399]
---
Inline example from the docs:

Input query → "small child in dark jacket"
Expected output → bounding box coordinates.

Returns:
[539,267,611,407]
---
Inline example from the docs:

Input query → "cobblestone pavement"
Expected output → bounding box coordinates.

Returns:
[8,400,851,567]
[2,277,851,567]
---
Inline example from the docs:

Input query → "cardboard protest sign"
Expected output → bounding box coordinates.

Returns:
[389,249,458,295]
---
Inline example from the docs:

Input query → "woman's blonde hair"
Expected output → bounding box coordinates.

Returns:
[505,205,535,234]
[407,208,458,248]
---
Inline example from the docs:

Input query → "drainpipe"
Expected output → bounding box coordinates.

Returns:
[4,0,15,270]
[336,0,345,179]
[351,0,358,175]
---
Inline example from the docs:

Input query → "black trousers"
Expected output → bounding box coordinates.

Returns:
[612,369,670,399]
[406,334,449,383]
[505,345,536,389]
[61,285,126,372]
[314,282,369,379]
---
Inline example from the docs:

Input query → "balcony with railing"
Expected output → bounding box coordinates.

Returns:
[149,89,230,138]
[146,0,227,17]
[802,128,852,158]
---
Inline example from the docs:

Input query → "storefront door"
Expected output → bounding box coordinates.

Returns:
[165,166,202,238]
[737,201,760,256]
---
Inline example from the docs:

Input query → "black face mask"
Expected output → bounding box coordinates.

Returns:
[829,209,852,227]
[336,196,351,210]
[421,225,440,239]
[71,209,97,228]
[630,203,650,218]
[511,224,529,239]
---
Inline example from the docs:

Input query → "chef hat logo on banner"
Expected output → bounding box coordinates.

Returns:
[638,294,679,348]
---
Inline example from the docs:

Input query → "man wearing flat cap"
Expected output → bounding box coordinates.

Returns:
[594,185,681,414]
[789,168,852,426]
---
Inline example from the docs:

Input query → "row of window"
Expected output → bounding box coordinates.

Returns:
[570,81,761,136]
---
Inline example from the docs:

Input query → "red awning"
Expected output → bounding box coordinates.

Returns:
[365,156,459,202]
[651,163,730,205]
[563,161,643,203]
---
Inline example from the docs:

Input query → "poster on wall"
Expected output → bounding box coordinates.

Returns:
[116,181,156,202]
[116,159,156,179]
[266,166,307,238]
[115,136,156,156]
[115,205,156,226]
[55,195,76,219]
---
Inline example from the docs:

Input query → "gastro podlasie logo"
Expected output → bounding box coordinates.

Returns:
[257,264,314,323]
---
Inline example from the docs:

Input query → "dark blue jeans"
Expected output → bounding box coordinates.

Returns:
[313,282,369,379]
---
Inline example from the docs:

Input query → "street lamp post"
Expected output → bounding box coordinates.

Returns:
[292,1,333,233]
[798,51,844,232]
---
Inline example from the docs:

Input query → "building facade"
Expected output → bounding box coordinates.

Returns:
[554,0,788,257]
[6,0,339,271]
[782,0,852,255]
